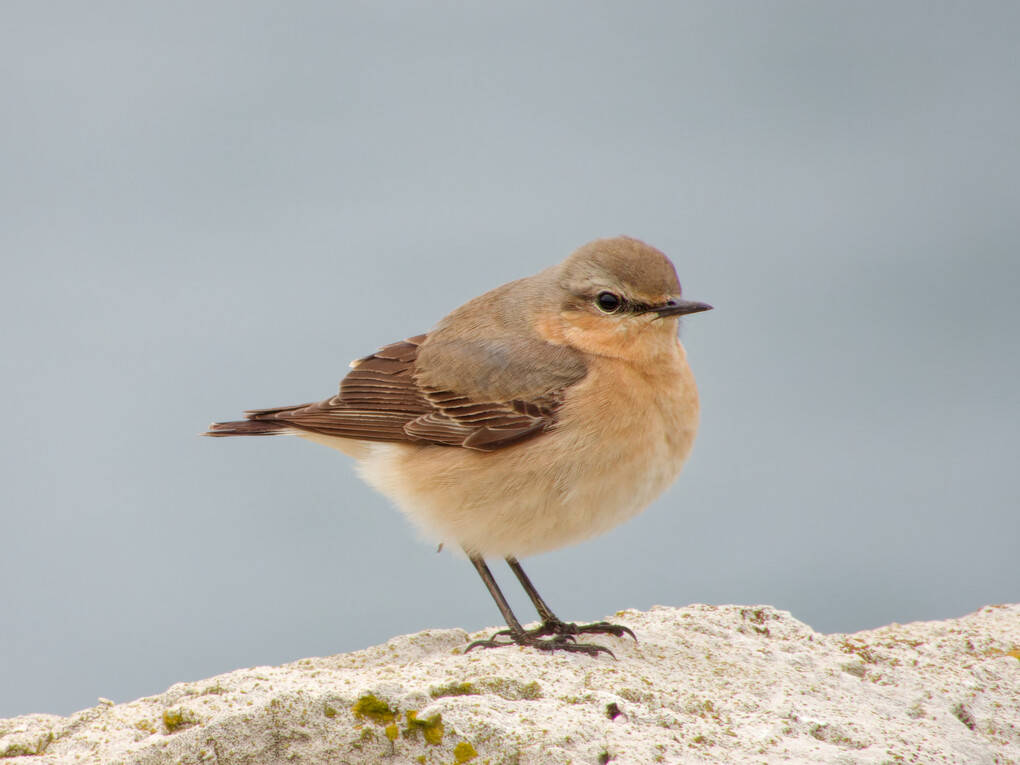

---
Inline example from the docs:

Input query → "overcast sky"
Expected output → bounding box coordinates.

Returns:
[2,2,1018,719]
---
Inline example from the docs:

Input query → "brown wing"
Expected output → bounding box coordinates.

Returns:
[208,333,588,452]
[403,387,570,451]
[407,329,589,450]
[225,336,430,443]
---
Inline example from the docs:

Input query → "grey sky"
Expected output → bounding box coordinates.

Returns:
[1,2,1017,718]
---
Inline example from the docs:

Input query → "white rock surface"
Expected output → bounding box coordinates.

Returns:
[2,604,1018,764]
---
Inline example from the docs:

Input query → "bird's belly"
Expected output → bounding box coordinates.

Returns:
[355,360,699,558]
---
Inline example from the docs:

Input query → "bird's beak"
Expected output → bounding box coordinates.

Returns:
[651,299,713,319]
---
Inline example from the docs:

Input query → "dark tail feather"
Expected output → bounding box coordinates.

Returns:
[202,419,292,437]
[204,402,316,437]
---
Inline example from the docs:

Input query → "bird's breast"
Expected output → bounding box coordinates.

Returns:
[356,344,700,558]
[548,348,700,528]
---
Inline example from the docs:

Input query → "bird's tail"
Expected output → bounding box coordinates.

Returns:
[203,402,317,438]
[202,418,292,437]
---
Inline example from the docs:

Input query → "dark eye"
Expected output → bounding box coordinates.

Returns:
[595,291,624,313]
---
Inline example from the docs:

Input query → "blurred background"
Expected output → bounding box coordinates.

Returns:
[2,2,1017,719]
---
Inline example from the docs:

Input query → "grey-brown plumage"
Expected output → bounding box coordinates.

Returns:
[205,235,711,657]
[204,325,588,452]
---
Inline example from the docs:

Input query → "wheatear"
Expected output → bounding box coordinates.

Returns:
[206,236,710,655]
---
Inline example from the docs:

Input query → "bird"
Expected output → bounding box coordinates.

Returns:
[204,236,711,656]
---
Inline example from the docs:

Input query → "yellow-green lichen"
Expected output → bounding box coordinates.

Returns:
[385,723,399,741]
[429,681,479,699]
[454,740,478,763]
[351,694,397,725]
[1,733,55,759]
[134,719,157,735]
[404,711,444,745]
[163,708,199,734]
[323,704,337,718]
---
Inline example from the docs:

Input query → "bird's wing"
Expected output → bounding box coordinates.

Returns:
[237,332,588,452]
[237,335,431,443]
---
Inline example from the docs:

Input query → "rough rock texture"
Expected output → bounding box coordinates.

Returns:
[2,604,1018,764]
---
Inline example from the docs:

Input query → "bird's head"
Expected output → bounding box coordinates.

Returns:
[543,236,712,361]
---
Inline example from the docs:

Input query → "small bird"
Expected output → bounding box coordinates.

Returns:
[205,236,711,656]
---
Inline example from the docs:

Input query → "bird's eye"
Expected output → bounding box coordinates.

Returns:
[595,291,624,313]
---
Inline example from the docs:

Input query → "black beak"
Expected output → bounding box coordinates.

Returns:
[652,299,713,319]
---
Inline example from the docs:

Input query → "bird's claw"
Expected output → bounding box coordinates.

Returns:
[503,619,637,642]
[564,621,638,642]
[465,633,615,658]
[492,626,577,643]
[466,618,636,658]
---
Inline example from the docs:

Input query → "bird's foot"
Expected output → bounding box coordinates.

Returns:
[465,618,635,657]
[502,618,637,642]
[551,619,637,641]
[465,630,615,658]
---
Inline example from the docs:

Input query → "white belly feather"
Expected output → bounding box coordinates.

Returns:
[352,356,699,558]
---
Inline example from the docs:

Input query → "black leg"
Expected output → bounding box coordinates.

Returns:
[464,552,614,657]
[504,556,637,643]
[505,556,557,622]
[468,553,527,637]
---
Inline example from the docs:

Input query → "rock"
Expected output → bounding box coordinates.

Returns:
[2,604,1018,764]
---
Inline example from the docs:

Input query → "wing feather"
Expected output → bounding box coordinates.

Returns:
[223,331,587,452]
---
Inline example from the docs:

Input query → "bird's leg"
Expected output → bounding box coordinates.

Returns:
[467,553,527,638]
[504,555,557,623]
[504,556,637,643]
[464,552,613,657]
